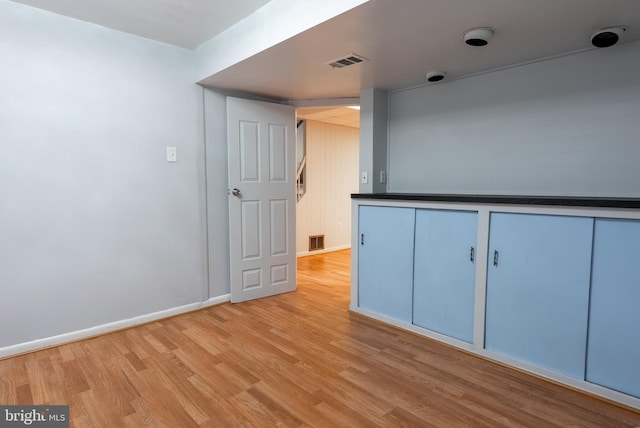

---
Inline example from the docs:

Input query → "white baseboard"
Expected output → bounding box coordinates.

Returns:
[350,306,640,411]
[297,245,350,258]
[0,294,231,359]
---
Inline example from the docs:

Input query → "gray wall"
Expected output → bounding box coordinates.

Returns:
[0,2,207,348]
[203,89,231,297]
[388,40,640,197]
[359,88,388,193]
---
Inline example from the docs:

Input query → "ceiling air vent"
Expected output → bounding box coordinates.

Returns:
[325,53,368,69]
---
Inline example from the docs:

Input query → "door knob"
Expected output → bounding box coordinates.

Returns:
[231,188,241,197]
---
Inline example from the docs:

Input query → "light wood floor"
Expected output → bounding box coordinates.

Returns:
[1,249,639,427]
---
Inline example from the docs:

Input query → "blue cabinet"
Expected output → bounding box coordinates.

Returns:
[587,219,640,398]
[358,206,415,323]
[355,200,640,404]
[485,213,593,379]
[413,209,477,343]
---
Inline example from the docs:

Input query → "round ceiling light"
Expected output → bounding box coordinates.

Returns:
[591,26,628,48]
[425,71,447,83]
[463,27,494,46]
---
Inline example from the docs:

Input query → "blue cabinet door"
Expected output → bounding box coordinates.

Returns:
[587,219,640,398]
[413,209,477,343]
[358,206,415,323]
[485,213,593,379]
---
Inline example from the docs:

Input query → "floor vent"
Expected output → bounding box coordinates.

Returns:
[325,53,368,69]
[309,235,325,251]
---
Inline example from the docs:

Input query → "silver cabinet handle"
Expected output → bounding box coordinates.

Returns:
[493,250,499,267]
[231,188,241,197]
[361,233,365,246]
[470,246,475,262]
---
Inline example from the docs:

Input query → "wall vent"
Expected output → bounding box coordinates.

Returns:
[309,235,325,251]
[325,53,368,69]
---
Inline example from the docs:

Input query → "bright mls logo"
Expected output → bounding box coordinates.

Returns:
[0,406,68,428]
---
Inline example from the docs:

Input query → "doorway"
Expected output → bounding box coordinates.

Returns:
[295,106,360,258]
[201,90,360,303]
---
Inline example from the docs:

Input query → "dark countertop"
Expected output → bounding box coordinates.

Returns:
[351,193,640,209]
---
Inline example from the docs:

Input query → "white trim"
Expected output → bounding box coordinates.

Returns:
[473,208,490,348]
[351,306,477,353]
[351,199,360,311]
[476,349,640,410]
[296,245,350,258]
[351,306,640,410]
[0,294,231,359]
[289,97,360,108]
[199,294,231,308]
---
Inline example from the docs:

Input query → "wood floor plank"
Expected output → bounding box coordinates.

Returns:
[1,249,639,427]
[25,355,50,404]
[186,375,252,427]
[227,390,289,428]
[381,406,446,428]
[315,372,394,420]
[143,356,209,425]
[15,383,33,404]
[118,357,199,427]
[247,381,320,427]
[120,410,152,428]
[312,389,386,428]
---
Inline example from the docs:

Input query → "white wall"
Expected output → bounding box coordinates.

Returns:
[388,40,640,197]
[0,2,207,351]
[296,120,359,255]
[194,0,370,81]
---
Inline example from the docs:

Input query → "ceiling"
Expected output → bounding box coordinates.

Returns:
[201,0,640,100]
[297,106,360,129]
[12,0,640,105]
[10,0,271,49]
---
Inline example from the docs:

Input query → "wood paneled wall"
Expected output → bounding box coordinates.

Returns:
[296,120,359,256]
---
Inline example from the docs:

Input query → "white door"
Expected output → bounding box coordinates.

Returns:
[227,97,296,303]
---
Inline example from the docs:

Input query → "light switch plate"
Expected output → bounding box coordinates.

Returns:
[167,147,177,162]
[361,171,368,184]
